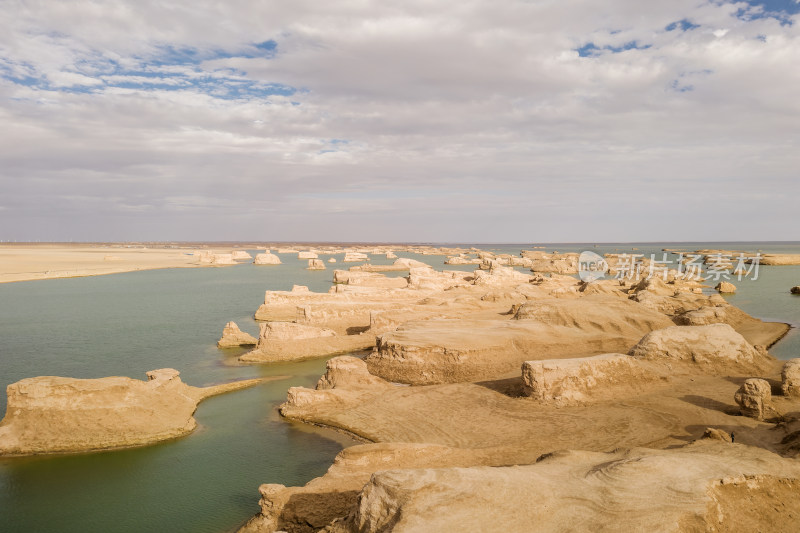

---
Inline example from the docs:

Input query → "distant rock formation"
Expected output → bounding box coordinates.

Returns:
[343,252,369,262]
[195,251,237,265]
[298,251,319,260]
[307,259,326,270]
[328,257,337,263]
[0,369,263,455]
[231,250,252,261]
[759,254,800,265]
[254,251,281,265]
[445,255,482,265]
[333,270,408,288]
[217,321,258,348]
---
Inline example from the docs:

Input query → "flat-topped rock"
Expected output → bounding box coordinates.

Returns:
[759,254,800,265]
[0,369,264,455]
[333,270,408,288]
[343,252,368,262]
[307,259,326,270]
[368,296,673,385]
[231,250,252,261]
[298,251,318,260]
[324,442,800,533]
[628,324,771,373]
[258,321,336,341]
[521,354,659,405]
[253,252,281,265]
[217,321,258,348]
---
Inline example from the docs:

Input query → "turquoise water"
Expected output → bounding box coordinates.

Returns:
[0,244,798,532]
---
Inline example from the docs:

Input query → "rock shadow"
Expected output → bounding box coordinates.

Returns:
[679,395,740,415]
[475,376,528,398]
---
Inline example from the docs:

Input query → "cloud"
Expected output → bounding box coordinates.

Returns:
[0,0,798,241]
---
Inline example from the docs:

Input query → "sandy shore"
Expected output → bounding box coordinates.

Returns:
[0,244,209,283]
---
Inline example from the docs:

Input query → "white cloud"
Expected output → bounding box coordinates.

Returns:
[0,1,798,241]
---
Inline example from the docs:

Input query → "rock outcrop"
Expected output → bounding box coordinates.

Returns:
[258,321,336,341]
[0,369,264,455]
[716,281,737,293]
[322,442,800,533]
[343,252,368,262]
[521,354,659,405]
[298,251,318,260]
[307,259,326,270]
[231,250,252,261]
[781,359,800,397]
[734,378,777,420]
[217,321,258,347]
[759,254,800,265]
[333,270,407,289]
[791,286,800,294]
[254,252,281,265]
[367,296,673,385]
[628,324,770,373]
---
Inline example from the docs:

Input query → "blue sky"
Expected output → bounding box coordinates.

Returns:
[0,0,798,242]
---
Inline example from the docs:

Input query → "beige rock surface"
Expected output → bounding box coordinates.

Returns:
[716,281,737,293]
[232,250,253,261]
[343,252,368,262]
[759,254,800,265]
[734,378,776,421]
[323,442,800,533]
[307,259,326,270]
[367,296,673,385]
[782,359,800,397]
[332,270,407,288]
[298,251,319,260]
[234,246,800,533]
[0,369,267,455]
[628,324,771,373]
[254,252,282,265]
[217,321,258,348]
[521,353,662,405]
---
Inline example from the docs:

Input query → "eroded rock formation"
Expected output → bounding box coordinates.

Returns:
[217,321,258,347]
[0,369,264,455]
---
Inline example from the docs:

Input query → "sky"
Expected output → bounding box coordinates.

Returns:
[1,0,799,243]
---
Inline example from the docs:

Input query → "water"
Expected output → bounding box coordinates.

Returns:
[1,244,799,532]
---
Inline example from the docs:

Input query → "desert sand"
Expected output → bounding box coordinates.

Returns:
[0,244,220,283]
